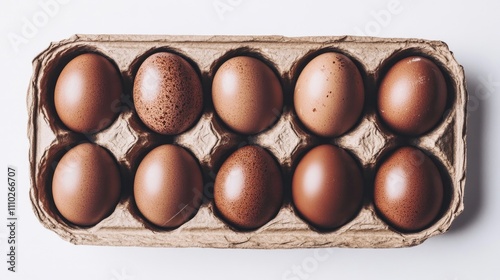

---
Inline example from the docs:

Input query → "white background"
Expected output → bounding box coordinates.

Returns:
[0,0,498,279]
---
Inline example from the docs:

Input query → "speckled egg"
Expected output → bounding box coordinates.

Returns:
[212,56,283,135]
[374,146,444,232]
[52,143,121,227]
[214,145,283,230]
[54,53,122,134]
[133,52,203,135]
[292,144,363,230]
[294,52,365,137]
[134,144,203,228]
[378,56,447,135]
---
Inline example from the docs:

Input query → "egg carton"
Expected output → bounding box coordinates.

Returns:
[27,35,467,248]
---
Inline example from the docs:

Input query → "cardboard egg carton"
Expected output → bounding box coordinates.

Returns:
[27,35,467,248]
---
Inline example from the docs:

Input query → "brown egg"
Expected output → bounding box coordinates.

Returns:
[52,143,121,227]
[133,52,203,135]
[378,56,447,135]
[214,145,283,230]
[212,56,283,135]
[134,144,203,228]
[54,53,122,134]
[374,146,444,232]
[292,144,363,230]
[294,52,364,137]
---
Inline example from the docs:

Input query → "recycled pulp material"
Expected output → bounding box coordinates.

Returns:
[27,35,467,248]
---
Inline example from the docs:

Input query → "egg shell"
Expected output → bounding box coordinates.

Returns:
[374,146,444,232]
[212,56,283,135]
[54,53,122,134]
[294,52,365,137]
[133,52,203,135]
[292,144,364,230]
[214,145,283,230]
[377,56,447,135]
[52,143,121,227]
[133,144,203,228]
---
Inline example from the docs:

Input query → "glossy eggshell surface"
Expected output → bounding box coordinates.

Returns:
[133,52,203,135]
[212,56,283,135]
[54,53,122,133]
[374,146,444,232]
[294,52,365,137]
[52,143,121,227]
[292,144,364,230]
[214,145,283,230]
[377,56,447,135]
[133,144,203,228]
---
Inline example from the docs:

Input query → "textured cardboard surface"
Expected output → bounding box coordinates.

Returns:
[27,35,467,248]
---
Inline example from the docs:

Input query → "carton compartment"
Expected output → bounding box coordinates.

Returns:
[38,45,124,135]
[374,47,457,138]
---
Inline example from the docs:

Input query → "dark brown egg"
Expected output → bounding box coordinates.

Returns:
[134,144,203,228]
[212,56,283,135]
[374,146,444,232]
[54,53,122,134]
[292,144,363,230]
[133,52,203,135]
[378,56,447,135]
[294,52,364,137]
[214,145,283,230]
[52,143,121,227]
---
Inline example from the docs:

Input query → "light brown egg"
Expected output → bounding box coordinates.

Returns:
[133,52,203,135]
[212,56,283,135]
[134,144,203,228]
[214,145,283,230]
[52,143,121,227]
[374,146,444,232]
[54,53,122,134]
[292,144,363,230]
[294,52,364,137]
[377,56,447,135]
